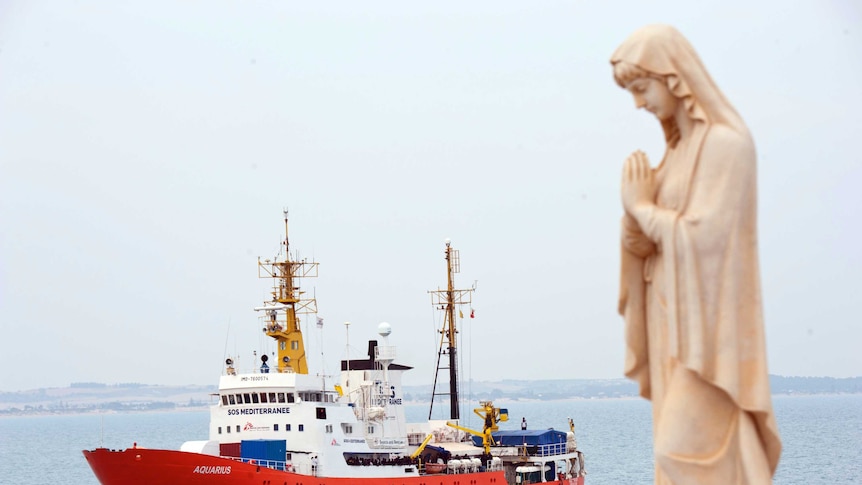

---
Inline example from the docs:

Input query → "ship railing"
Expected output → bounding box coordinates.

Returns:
[375,345,396,362]
[233,457,294,472]
[517,442,569,458]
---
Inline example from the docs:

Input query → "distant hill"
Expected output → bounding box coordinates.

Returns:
[403,375,862,402]
[402,378,640,402]
[1,375,858,416]
[0,383,216,416]
[768,375,862,395]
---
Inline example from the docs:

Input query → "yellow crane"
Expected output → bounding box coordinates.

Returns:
[446,400,508,454]
[409,434,435,459]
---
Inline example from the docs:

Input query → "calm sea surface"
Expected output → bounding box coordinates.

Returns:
[0,394,859,484]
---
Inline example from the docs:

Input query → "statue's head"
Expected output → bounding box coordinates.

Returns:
[613,60,683,147]
[611,24,746,144]
[613,62,680,124]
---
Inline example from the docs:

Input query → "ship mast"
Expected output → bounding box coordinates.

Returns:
[256,210,318,374]
[428,239,474,420]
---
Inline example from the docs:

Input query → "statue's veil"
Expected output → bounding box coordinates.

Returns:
[611,24,749,143]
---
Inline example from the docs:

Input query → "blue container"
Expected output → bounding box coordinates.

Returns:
[471,429,568,447]
[241,439,287,463]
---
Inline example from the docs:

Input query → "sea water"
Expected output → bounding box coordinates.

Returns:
[0,394,859,484]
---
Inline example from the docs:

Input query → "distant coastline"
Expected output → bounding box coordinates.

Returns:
[1,375,859,417]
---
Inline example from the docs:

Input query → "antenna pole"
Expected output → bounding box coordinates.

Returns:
[283,208,290,254]
[445,243,459,419]
[345,321,351,373]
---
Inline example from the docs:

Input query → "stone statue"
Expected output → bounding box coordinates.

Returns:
[612,25,782,483]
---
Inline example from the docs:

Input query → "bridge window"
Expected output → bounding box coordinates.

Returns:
[301,392,323,402]
[221,395,228,406]
[228,395,236,405]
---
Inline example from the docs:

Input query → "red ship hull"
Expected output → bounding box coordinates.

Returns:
[83,447,549,485]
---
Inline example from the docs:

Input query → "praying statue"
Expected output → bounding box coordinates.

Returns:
[613,25,782,483]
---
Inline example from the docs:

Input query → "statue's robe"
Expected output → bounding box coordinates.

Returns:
[620,120,782,484]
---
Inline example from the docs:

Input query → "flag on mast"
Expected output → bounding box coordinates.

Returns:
[317,317,324,328]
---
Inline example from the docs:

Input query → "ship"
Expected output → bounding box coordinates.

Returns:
[83,211,587,485]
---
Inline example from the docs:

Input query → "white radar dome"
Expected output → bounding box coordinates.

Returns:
[377,321,392,337]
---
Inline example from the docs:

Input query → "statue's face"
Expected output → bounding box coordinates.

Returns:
[625,77,678,121]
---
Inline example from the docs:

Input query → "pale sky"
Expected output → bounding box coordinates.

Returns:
[1,1,860,392]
